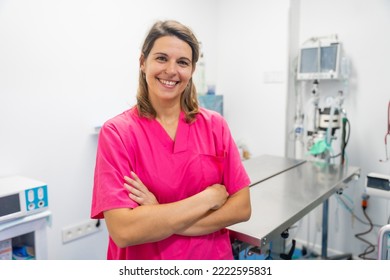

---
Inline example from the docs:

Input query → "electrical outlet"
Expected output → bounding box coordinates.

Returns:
[62,219,102,244]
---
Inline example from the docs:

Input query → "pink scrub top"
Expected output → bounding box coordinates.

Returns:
[91,106,250,260]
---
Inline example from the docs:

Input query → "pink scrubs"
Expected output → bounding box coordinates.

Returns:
[91,106,250,260]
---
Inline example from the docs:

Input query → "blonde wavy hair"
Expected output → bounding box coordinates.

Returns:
[136,20,200,123]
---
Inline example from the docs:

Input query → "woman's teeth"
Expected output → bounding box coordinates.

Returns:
[160,79,177,86]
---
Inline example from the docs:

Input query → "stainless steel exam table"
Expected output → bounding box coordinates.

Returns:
[228,154,361,258]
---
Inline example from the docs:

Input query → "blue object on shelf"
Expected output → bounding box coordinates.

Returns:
[12,246,35,260]
[198,95,223,116]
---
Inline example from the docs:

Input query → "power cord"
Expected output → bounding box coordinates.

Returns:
[330,116,350,162]
[337,193,383,228]
[354,194,376,259]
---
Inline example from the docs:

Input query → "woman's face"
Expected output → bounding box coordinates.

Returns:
[140,35,194,106]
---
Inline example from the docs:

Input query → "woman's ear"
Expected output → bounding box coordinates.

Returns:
[139,54,145,72]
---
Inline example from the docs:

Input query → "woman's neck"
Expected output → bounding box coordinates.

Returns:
[154,103,181,141]
[153,98,181,122]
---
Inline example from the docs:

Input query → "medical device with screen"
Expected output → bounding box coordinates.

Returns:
[0,176,48,224]
[297,41,341,80]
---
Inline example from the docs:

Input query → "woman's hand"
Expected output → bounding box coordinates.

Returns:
[204,184,229,210]
[124,172,159,205]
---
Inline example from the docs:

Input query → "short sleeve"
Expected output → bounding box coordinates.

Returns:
[90,121,138,219]
[219,117,251,195]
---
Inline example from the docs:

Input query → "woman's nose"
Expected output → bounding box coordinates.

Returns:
[165,61,177,75]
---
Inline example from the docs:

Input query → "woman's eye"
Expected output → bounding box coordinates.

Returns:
[178,60,190,66]
[156,56,167,62]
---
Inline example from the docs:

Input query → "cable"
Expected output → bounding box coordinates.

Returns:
[354,195,376,259]
[337,194,383,228]
[355,209,376,259]
[341,117,351,165]
[330,117,351,162]
[340,118,346,163]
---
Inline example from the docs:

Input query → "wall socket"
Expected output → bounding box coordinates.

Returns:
[62,219,102,244]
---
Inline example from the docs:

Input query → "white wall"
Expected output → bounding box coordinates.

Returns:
[0,0,290,259]
[0,0,219,259]
[286,0,390,259]
[216,0,290,158]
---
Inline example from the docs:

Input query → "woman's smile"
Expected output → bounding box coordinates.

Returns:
[158,78,179,88]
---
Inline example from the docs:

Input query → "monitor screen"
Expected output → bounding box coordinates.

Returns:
[300,48,318,73]
[0,194,20,217]
[297,42,340,80]
[320,45,338,73]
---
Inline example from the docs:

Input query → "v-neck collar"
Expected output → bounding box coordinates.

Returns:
[173,111,189,153]
[149,111,189,154]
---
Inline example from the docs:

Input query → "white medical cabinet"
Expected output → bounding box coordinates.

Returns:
[0,176,50,260]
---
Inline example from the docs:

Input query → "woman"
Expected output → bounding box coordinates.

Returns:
[91,20,251,260]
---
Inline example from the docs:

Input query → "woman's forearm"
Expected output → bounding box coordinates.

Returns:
[104,184,228,247]
[176,187,251,236]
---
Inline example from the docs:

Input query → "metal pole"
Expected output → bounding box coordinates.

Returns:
[321,198,329,259]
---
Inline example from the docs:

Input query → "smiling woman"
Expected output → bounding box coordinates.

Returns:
[90,20,251,260]
[140,35,194,136]
[136,21,200,124]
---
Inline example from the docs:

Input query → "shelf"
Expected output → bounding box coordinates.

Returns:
[0,210,51,260]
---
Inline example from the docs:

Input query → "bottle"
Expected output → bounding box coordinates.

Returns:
[194,43,207,95]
